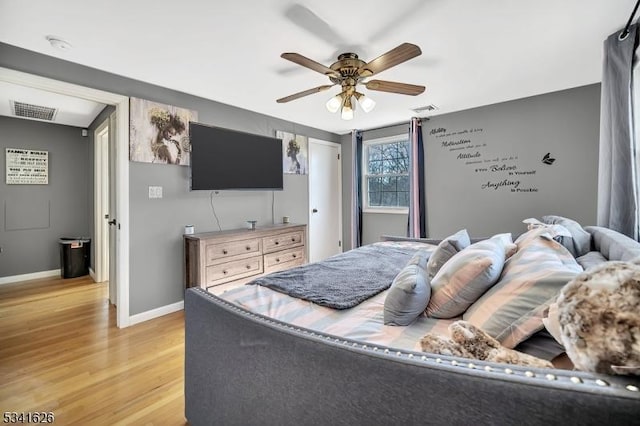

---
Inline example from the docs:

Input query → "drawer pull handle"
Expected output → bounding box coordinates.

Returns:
[275,241,279,245]
[291,237,296,241]
[222,249,228,255]
[223,270,228,275]
[275,258,280,262]
[246,265,251,269]
[292,254,297,258]
[246,246,251,250]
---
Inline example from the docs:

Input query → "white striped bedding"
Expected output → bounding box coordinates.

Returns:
[220,283,456,352]
[219,240,457,352]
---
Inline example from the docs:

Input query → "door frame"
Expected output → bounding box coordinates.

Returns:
[0,67,131,328]
[308,138,343,261]
[93,118,109,284]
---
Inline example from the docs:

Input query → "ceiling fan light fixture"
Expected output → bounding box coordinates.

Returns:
[326,94,342,113]
[355,92,376,113]
[341,96,354,120]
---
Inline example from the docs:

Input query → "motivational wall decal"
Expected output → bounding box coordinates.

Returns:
[434,126,541,193]
[542,153,556,165]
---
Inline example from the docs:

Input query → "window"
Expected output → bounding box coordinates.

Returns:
[362,135,410,213]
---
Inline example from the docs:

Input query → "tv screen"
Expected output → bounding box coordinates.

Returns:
[189,123,283,190]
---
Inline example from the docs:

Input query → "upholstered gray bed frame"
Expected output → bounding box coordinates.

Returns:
[185,288,639,425]
[185,226,640,425]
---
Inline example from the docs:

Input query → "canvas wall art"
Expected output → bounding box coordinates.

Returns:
[130,98,198,165]
[277,130,308,175]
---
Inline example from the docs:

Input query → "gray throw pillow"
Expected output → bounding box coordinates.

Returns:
[575,251,608,271]
[541,215,591,257]
[426,229,470,280]
[405,249,431,270]
[383,264,431,326]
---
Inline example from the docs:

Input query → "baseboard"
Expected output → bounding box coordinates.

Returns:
[128,300,184,326]
[89,268,96,281]
[0,269,61,285]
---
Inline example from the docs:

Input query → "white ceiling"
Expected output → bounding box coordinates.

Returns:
[0,1,634,134]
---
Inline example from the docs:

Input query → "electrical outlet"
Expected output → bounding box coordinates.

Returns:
[148,186,163,199]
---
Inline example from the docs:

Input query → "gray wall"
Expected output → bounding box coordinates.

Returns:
[0,116,90,277]
[1,43,339,315]
[342,84,601,245]
[423,84,600,238]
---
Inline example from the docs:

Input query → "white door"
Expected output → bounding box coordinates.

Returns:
[308,139,342,263]
[108,112,118,305]
[94,119,110,285]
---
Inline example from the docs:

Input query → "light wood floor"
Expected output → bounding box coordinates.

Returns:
[0,276,187,425]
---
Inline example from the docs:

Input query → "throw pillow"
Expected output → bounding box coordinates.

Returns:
[575,251,608,271]
[426,229,470,280]
[542,302,563,345]
[542,215,591,257]
[556,259,640,375]
[383,264,431,326]
[420,321,553,368]
[405,248,431,270]
[426,233,516,319]
[464,231,582,348]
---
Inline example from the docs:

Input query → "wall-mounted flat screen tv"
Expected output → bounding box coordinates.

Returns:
[189,122,283,190]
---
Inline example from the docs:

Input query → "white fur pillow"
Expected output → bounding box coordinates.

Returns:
[556,259,640,375]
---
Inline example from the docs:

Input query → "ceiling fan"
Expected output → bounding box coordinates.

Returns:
[276,43,425,120]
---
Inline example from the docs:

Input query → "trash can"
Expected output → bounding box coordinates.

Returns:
[59,237,91,278]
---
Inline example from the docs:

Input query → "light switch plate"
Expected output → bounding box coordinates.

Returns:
[148,186,163,199]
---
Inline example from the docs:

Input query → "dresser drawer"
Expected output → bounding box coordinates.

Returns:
[206,238,262,264]
[264,247,305,268]
[262,231,304,253]
[206,256,263,285]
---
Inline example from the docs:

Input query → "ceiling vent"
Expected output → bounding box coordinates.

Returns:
[11,101,58,121]
[411,104,439,114]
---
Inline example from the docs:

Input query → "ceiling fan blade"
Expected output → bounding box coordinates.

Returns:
[276,85,336,103]
[358,43,422,77]
[281,53,340,77]
[365,80,425,96]
[284,4,347,48]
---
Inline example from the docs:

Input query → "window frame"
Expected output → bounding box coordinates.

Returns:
[362,134,410,214]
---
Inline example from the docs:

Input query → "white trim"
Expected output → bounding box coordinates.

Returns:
[362,134,410,213]
[89,267,96,281]
[0,269,61,285]
[365,208,409,215]
[363,134,408,145]
[0,67,131,328]
[128,300,184,326]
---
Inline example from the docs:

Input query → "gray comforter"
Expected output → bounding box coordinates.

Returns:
[248,244,420,309]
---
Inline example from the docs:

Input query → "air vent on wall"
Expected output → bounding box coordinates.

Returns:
[411,104,439,114]
[11,101,58,121]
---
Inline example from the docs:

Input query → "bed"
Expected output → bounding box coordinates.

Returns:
[184,221,640,425]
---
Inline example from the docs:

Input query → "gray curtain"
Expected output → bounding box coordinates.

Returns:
[407,118,426,238]
[351,130,363,248]
[598,24,640,240]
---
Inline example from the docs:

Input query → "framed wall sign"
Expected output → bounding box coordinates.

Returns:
[6,148,49,184]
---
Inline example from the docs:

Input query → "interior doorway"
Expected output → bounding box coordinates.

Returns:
[0,67,131,328]
[308,139,343,263]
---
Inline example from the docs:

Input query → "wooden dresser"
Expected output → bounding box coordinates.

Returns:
[184,224,306,290]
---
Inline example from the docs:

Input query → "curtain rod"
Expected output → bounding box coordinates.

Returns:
[359,117,427,133]
[620,0,640,40]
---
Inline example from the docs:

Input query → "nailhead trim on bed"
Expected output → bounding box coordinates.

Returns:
[197,288,639,394]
